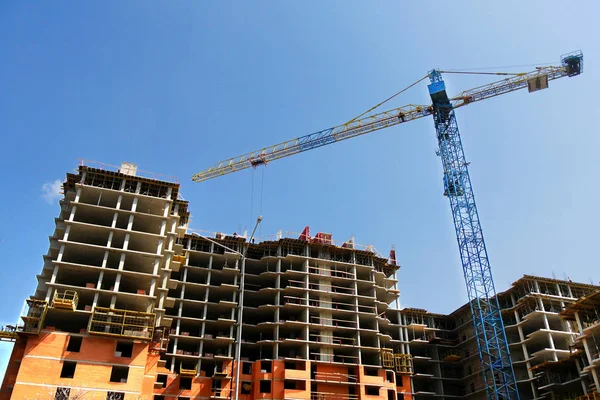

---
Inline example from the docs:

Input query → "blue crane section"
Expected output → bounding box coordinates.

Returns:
[429,68,518,399]
[192,52,584,400]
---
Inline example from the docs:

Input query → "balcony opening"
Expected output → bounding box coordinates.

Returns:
[242,362,252,375]
[60,361,77,379]
[366,386,380,396]
[260,380,271,393]
[284,380,306,390]
[285,360,306,370]
[66,336,82,352]
[109,366,129,383]
[260,360,272,373]
[179,377,192,390]
[115,341,133,357]
[386,370,394,383]
[156,374,168,388]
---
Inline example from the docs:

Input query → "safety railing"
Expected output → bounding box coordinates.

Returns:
[52,290,79,311]
[88,307,155,340]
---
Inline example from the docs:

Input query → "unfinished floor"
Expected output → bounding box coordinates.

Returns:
[0,161,598,400]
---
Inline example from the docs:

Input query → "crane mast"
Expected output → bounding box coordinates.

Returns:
[192,52,583,399]
[429,69,518,399]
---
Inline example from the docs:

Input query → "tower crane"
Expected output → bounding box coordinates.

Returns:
[192,52,583,400]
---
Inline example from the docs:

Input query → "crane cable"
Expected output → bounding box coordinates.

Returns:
[344,74,429,125]
[250,169,255,235]
[249,163,266,239]
[439,70,526,76]
[260,167,265,237]
[345,61,558,126]
[440,61,555,72]
[344,62,559,126]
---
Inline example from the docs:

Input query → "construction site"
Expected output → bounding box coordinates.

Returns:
[0,24,597,398]
[0,161,598,400]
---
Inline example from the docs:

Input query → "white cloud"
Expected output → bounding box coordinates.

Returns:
[41,179,63,205]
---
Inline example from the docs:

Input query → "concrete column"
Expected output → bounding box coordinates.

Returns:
[74,187,82,203]
[45,265,60,302]
[118,253,126,270]
[582,337,595,365]
[63,225,71,242]
[111,212,118,228]
[127,215,134,231]
[575,311,584,333]
[160,219,167,236]
[69,206,77,222]
[56,244,66,263]
[177,301,183,318]
[543,314,551,330]
[106,231,114,247]
[547,332,557,361]
[101,251,109,268]
[172,338,179,362]
[530,382,537,399]
[131,197,139,213]
[97,271,104,290]
[591,368,600,396]
[114,273,121,292]
[149,278,156,297]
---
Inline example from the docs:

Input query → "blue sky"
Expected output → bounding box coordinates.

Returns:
[0,1,598,376]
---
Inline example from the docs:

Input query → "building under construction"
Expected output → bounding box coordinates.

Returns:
[0,162,599,400]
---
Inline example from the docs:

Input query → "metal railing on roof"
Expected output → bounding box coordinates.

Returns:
[77,159,180,183]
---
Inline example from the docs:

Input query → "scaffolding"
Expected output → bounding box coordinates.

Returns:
[394,353,413,374]
[88,307,155,340]
[576,394,600,400]
[0,325,18,342]
[381,348,395,368]
[172,255,186,264]
[20,299,48,335]
[441,351,462,363]
[310,392,358,400]
[52,290,79,311]
[179,362,197,377]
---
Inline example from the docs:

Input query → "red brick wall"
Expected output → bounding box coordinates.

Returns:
[5,331,152,400]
